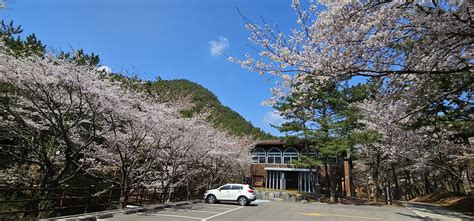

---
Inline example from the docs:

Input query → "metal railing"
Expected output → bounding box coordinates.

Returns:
[0,185,165,219]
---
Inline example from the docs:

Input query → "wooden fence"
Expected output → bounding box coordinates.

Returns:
[0,186,165,219]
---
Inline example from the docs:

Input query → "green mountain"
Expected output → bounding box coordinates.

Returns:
[143,79,273,139]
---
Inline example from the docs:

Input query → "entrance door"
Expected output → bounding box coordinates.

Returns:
[285,172,298,190]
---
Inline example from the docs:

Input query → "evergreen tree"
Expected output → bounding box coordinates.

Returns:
[0,21,45,57]
[273,81,376,202]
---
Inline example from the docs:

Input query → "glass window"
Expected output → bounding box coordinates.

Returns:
[220,185,231,190]
[267,157,274,164]
[283,147,299,164]
[275,157,282,164]
[252,148,266,164]
[231,185,243,190]
[267,147,282,164]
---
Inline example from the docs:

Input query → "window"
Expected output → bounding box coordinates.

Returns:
[220,185,231,190]
[283,147,299,164]
[252,148,266,164]
[267,147,282,164]
[231,185,243,190]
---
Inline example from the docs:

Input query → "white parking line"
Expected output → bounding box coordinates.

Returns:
[188,210,220,214]
[150,213,203,220]
[144,203,243,221]
[203,205,238,209]
[201,206,243,221]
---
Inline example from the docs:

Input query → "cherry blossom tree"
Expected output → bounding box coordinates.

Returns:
[0,40,254,211]
[357,94,473,200]
[231,1,472,104]
[233,0,473,199]
[0,45,108,189]
[79,78,253,205]
[0,42,116,217]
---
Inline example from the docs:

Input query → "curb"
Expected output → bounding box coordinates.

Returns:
[39,200,202,221]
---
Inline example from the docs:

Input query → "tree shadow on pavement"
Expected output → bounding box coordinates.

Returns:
[405,203,474,221]
[395,212,429,220]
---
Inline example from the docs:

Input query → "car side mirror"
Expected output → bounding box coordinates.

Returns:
[218,189,221,192]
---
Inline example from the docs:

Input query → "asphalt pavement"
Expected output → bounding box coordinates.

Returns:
[106,200,434,221]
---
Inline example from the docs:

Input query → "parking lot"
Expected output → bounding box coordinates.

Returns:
[109,200,427,221]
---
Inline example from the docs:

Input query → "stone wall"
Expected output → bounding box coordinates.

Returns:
[255,189,304,202]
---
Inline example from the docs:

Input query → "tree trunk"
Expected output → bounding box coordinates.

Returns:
[372,153,381,203]
[466,167,472,188]
[186,174,191,200]
[424,174,432,194]
[36,169,60,218]
[366,181,371,201]
[120,186,130,208]
[405,170,414,199]
[328,163,337,203]
[391,165,400,200]
[324,162,331,198]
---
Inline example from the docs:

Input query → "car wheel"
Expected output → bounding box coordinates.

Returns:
[206,195,217,204]
[238,196,248,206]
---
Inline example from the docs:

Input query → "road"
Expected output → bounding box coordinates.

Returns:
[403,202,473,221]
[106,200,430,221]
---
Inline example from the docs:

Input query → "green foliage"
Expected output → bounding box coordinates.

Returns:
[407,72,473,144]
[274,81,378,165]
[143,79,273,139]
[0,20,100,66]
[105,74,272,139]
[0,21,45,57]
[58,49,100,67]
[294,155,322,168]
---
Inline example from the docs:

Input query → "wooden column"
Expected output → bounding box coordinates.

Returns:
[344,156,352,197]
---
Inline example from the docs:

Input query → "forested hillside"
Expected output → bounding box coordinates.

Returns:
[145,79,273,139]
[109,75,273,139]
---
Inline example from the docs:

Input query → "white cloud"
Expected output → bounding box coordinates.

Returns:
[263,110,285,126]
[208,36,229,56]
[97,65,112,74]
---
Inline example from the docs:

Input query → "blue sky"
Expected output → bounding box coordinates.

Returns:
[0,0,302,136]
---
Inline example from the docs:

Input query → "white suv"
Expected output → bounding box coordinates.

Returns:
[204,184,256,206]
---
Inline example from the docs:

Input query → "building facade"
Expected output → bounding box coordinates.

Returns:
[249,140,352,196]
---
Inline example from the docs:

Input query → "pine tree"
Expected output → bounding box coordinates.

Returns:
[273,81,376,202]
